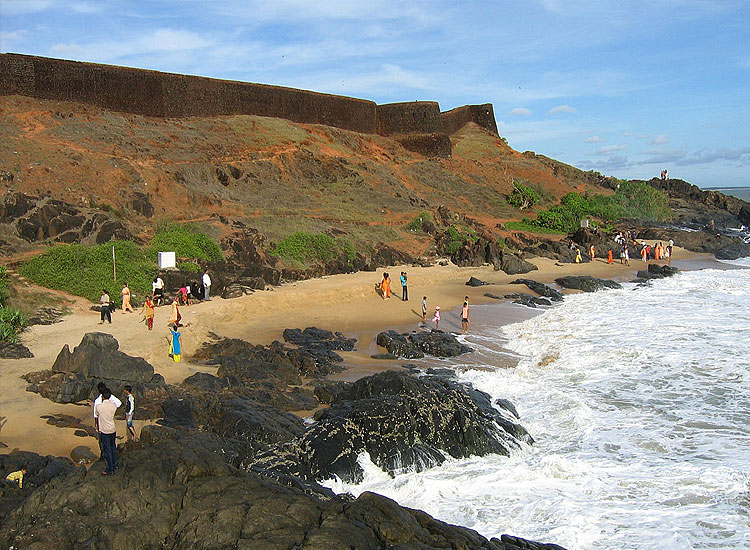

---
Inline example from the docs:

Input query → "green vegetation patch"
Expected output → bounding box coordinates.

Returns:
[407,211,433,232]
[0,265,26,343]
[270,232,358,265]
[445,225,479,255]
[149,222,223,262]
[507,181,539,210]
[18,241,157,306]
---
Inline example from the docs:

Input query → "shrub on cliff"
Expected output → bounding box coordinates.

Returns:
[507,181,539,210]
[149,223,223,262]
[0,266,9,306]
[271,232,356,265]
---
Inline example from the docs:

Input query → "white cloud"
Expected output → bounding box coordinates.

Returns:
[1,0,56,16]
[509,107,531,116]
[548,104,576,114]
[595,144,627,154]
[585,136,605,143]
[651,134,669,145]
[643,146,750,166]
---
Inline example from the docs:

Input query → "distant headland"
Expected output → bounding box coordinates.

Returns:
[0,53,498,157]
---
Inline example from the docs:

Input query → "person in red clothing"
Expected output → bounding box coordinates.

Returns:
[607,249,613,264]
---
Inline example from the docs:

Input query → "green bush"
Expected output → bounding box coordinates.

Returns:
[149,223,223,262]
[407,211,432,232]
[338,238,357,262]
[177,261,201,272]
[445,226,479,255]
[0,265,9,306]
[271,232,338,263]
[0,306,26,343]
[18,241,156,306]
[507,181,539,210]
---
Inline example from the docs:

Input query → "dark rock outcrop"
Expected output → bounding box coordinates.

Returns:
[0,433,564,550]
[636,264,680,280]
[466,276,489,286]
[504,293,553,308]
[555,275,622,292]
[376,329,473,359]
[249,370,532,483]
[511,278,564,301]
[715,241,750,260]
[0,342,33,359]
[23,332,164,403]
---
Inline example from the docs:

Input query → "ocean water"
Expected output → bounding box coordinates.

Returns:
[705,187,750,202]
[325,261,750,549]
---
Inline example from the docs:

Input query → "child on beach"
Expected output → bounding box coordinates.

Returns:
[5,467,26,488]
[123,385,138,441]
[169,324,181,362]
[422,296,427,321]
[141,296,155,331]
[461,301,470,333]
[432,306,441,331]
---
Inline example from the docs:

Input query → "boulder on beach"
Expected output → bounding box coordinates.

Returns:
[504,293,553,308]
[637,263,680,280]
[248,370,533,483]
[511,278,564,301]
[376,329,472,359]
[465,276,489,286]
[0,342,33,359]
[555,275,622,292]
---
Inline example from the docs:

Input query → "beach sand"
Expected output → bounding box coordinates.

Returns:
[0,246,717,459]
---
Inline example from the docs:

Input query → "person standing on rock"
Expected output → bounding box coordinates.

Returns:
[94,388,119,475]
[202,269,212,301]
[400,272,408,301]
[93,382,121,461]
[123,385,138,442]
[99,289,112,324]
[461,301,470,333]
[121,283,134,313]
[141,296,155,331]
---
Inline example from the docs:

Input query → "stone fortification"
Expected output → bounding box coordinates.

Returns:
[441,103,499,136]
[0,53,377,133]
[1,53,500,156]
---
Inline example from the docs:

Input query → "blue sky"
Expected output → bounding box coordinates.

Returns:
[1,0,749,188]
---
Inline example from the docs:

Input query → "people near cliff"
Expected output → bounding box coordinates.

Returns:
[141,296,155,331]
[121,283,134,314]
[93,382,121,462]
[400,272,408,301]
[152,276,165,306]
[5,467,26,488]
[461,301,470,333]
[661,169,668,181]
[99,289,112,324]
[202,269,212,301]
[623,245,630,265]
[94,388,119,475]
[641,245,648,263]
[168,296,181,327]
[575,247,582,263]
[179,284,191,306]
[422,296,428,321]
[589,244,596,262]
[666,244,673,265]
[169,324,182,362]
[607,249,613,264]
[123,385,138,442]
[432,306,441,330]
[380,272,391,299]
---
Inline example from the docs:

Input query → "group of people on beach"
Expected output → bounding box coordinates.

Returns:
[571,231,673,267]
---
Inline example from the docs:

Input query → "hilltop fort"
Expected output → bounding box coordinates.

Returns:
[0,53,498,157]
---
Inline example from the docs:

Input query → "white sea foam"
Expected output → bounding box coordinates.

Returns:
[324,267,750,549]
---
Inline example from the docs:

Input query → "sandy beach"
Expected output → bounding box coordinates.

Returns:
[0,246,718,459]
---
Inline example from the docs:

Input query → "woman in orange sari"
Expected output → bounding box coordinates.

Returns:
[380,272,391,299]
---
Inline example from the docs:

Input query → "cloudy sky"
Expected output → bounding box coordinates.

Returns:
[2,0,749,188]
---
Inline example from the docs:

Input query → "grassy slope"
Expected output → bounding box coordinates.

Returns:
[0,95,604,256]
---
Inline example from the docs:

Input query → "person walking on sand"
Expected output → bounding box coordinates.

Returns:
[461,301,470,333]
[94,388,118,475]
[5,467,27,488]
[169,324,182,362]
[380,272,391,299]
[141,296,155,331]
[99,289,112,324]
[202,269,212,301]
[400,271,408,301]
[120,283,134,313]
[607,249,613,264]
[589,244,595,262]
[575,248,582,263]
[152,275,164,306]
[168,296,181,327]
[123,385,138,441]
[422,296,427,321]
[624,245,630,265]
[432,306,441,331]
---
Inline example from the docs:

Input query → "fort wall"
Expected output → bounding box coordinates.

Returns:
[1,54,500,157]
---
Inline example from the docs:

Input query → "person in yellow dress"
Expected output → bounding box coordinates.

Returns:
[121,283,134,313]
[5,467,26,488]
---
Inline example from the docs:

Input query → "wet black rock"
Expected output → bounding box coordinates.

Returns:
[0,436,566,550]
[555,275,622,292]
[23,332,164,403]
[484,292,503,300]
[249,370,533,484]
[504,293,553,308]
[636,263,680,280]
[312,380,352,404]
[715,241,750,260]
[0,342,33,359]
[511,278,564,301]
[376,329,473,359]
[466,276,489,286]
[501,253,539,275]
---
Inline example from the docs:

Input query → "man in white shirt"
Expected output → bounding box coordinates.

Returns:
[93,382,121,460]
[152,275,165,306]
[202,269,212,301]
[94,388,119,475]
